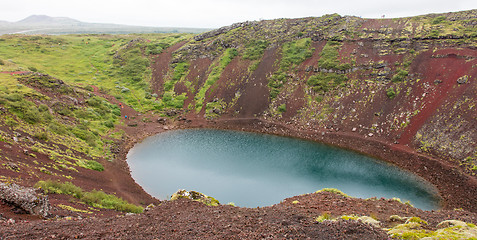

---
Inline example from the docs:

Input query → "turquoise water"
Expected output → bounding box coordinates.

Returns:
[127,129,440,210]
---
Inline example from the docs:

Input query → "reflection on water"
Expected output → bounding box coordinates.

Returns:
[127,129,441,210]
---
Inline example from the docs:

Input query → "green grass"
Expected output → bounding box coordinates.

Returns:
[35,180,84,198]
[205,99,226,119]
[317,40,351,70]
[316,188,351,197]
[392,69,409,82]
[242,40,270,60]
[162,92,187,109]
[307,72,348,94]
[158,61,190,110]
[0,34,190,176]
[35,180,143,213]
[268,38,314,98]
[281,38,313,69]
[431,16,447,25]
[165,62,190,91]
[0,34,191,113]
[386,87,396,99]
[318,40,340,69]
[278,103,286,113]
[0,71,120,165]
[194,48,238,111]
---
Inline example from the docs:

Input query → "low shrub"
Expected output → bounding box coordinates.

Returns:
[307,73,348,93]
[391,70,408,82]
[386,87,396,99]
[22,107,42,124]
[242,40,269,60]
[281,38,313,68]
[84,160,104,172]
[38,104,49,112]
[35,180,83,198]
[48,121,68,135]
[431,16,446,25]
[82,190,143,213]
[316,188,350,197]
[71,127,97,147]
[35,180,143,213]
[34,131,48,141]
[104,120,115,128]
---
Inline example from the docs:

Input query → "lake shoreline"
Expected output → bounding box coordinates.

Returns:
[113,112,477,212]
[126,128,440,210]
[159,117,476,212]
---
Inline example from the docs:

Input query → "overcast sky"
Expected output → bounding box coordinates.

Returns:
[2,0,477,28]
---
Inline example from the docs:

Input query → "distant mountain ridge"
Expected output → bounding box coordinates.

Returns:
[15,15,82,25]
[0,15,210,35]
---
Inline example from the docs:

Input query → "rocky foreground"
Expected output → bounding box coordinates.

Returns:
[1,191,477,239]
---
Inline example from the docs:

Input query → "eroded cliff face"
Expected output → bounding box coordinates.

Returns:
[151,10,477,176]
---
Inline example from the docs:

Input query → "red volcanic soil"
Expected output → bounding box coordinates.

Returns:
[3,192,477,239]
[150,41,187,95]
[398,49,477,146]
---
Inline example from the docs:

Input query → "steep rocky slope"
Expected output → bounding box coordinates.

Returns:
[155,10,477,172]
[149,10,477,210]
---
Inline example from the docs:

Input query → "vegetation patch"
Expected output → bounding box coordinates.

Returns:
[242,40,270,61]
[280,38,313,68]
[317,41,345,70]
[35,180,143,213]
[315,212,333,222]
[268,38,313,98]
[205,99,226,119]
[162,92,188,109]
[307,72,348,94]
[194,48,238,111]
[58,204,93,214]
[386,87,396,99]
[391,69,409,82]
[171,189,220,207]
[316,188,351,198]
[164,62,190,92]
[387,219,477,239]
[0,34,190,113]
[277,103,287,113]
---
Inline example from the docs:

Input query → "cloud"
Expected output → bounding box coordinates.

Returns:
[1,0,476,28]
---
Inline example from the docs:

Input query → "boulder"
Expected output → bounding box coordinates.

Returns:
[0,182,50,217]
[457,75,469,84]
[437,220,468,229]
[157,117,168,125]
[171,189,220,206]
[358,216,381,228]
[166,109,178,117]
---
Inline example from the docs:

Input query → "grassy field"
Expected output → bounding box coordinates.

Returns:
[0,33,192,112]
[0,33,192,185]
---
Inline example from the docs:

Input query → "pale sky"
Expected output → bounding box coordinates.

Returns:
[2,0,476,28]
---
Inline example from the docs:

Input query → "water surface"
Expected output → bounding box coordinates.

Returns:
[127,129,440,210]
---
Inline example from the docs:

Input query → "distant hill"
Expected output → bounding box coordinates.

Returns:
[0,15,211,35]
[16,15,82,25]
